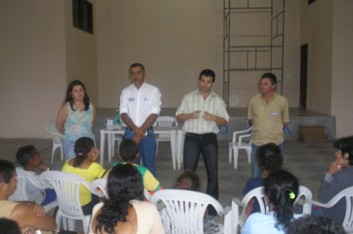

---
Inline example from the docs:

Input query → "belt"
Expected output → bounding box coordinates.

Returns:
[185,132,215,138]
[126,127,153,132]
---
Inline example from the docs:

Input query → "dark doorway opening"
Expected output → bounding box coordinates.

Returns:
[300,44,308,109]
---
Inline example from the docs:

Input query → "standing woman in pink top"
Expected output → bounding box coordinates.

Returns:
[56,80,96,159]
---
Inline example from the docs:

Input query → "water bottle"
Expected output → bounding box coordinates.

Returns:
[114,109,121,126]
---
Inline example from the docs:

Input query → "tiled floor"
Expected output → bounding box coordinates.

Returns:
[0,137,335,207]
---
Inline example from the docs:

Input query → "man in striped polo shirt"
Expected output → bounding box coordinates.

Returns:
[176,69,229,215]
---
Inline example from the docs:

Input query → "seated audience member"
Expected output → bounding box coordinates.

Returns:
[62,137,105,215]
[318,135,353,224]
[90,163,164,234]
[243,143,283,214]
[0,160,57,233]
[0,218,21,234]
[16,145,56,206]
[109,139,162,194]
[173,170,220,234]
[174,170,200,192]
[287,215,345,234]
[241,169,300,234]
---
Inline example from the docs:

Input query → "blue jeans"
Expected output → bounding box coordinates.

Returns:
[183,133,219,215]
[124,128,157,176]
[251,143,283,178]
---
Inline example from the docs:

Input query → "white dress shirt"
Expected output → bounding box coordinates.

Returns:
[119,82,162,127]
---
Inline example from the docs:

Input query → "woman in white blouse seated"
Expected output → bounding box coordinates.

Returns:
[241,169,300,234]
[90,163,164,234]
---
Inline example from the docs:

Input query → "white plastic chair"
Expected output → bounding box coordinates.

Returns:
[45,120,64,164]
[9,167,58,212]
[223,185,312,233]
[151,189,224,234]
[41,171,91,234]
[310,186,353,233]
[90,178,108,199]
[228,126,252,169]
[156,116,178,155]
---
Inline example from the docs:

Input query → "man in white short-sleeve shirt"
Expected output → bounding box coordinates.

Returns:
[119,63,161,175]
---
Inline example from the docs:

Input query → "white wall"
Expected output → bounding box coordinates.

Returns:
[331,0,353,137]
[0,1,66,138]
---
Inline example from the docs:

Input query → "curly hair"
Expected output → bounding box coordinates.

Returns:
[73,137,95,167]
[64,80,90,111]
[256,143,283,173]
[334,136,353,166]
[287,215,345,234]
[95,164,144,233]
[264,169,298,231]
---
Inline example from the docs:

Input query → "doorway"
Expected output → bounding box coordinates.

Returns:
[300,44,308,109]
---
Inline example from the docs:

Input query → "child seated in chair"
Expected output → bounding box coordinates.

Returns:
[16,145,57,206]
[62,137,106,215]
[108,139,162,195]
[174,171,221,234]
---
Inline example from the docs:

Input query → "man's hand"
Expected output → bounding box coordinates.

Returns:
[191,110,201,119]
[328,157,343,175]
[203,111,216,121]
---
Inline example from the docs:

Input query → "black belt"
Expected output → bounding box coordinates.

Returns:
[186,132,215,138]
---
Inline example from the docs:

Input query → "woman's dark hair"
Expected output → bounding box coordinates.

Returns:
[64,80,90,111]
[287,215,345,234]
[174,170,201,192]
[256,143,283,173]
[73,137,95,167]
[95,164,144,233]
[0,160,15,184]
[0,218,21,234]
[264,169,299,231]
[334,136,353,166]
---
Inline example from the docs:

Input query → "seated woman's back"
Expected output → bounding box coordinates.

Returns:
[90,164,164,234]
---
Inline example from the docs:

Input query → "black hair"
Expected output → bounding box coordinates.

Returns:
[0,160,16,184]
[129,63,145,72]
[199,69,215,83]
[261,72,277,85]
[287,215,345,234]
[174,170,201,192]
[334,135,353,166]
[64,80,90,111]
[256,143,283,173]
[0,218,21,234]
[16,145,38,168]
[73,137,95,167]
[264,169,299,231]
[119,139,139,162]
[95,164,144,233]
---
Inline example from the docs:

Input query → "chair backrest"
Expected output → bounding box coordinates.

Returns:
[311,186,353,233]
[41,171,90,217]
[156,116,178,127]
[91,178,108,199]
[232,126,252,143]
[151,189,223,234]
[45,120,63,144]
[296,185,313,215]
[9,168,30,201]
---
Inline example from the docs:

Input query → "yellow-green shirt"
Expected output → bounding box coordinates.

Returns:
[62,161,105,206]
[247,92,289,145]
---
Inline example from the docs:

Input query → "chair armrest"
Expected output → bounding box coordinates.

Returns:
[310,199,335,208]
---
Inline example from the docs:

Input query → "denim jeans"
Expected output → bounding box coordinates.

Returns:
[124,128,157,176]
[251,143,283,178]
[183,133,219,215]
